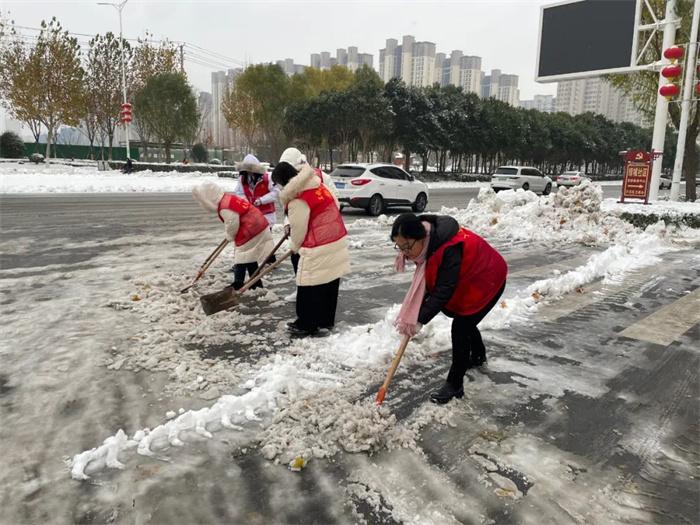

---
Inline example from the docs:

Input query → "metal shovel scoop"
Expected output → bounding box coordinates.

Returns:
[200,250,293,315]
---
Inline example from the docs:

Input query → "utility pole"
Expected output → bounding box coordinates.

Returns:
[648,0,679,202]
[98,0,131,160]
[670,0,700,201]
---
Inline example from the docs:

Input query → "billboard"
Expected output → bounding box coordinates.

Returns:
[536,0,640,82]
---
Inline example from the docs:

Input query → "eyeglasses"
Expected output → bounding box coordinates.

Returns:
[393,239,418,253]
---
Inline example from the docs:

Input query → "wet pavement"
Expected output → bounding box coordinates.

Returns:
[1,190,698,525]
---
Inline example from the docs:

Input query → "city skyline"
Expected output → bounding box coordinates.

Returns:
[0,0,558,101]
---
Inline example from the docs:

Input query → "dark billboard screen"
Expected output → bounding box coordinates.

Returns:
[537,0,637,80]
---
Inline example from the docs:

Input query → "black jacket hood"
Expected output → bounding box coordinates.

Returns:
[419,214,460,258]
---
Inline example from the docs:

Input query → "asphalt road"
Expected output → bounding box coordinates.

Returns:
[1,188,697,525]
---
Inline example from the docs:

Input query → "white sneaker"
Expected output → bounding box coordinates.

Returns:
[284,290,297,302]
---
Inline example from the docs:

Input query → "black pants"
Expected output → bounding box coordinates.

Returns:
[232,262,262,289]
[446,282,506,388]
[295,278,340,330]
[291,253,300,275]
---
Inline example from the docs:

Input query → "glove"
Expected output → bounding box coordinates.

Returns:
[284,224,291,236]
[253,198,262,206]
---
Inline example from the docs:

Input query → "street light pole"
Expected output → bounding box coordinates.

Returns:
[98,0,130,160]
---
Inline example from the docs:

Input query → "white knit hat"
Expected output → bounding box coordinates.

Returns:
[279,147,307,170]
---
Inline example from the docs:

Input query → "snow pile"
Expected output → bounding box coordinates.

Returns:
[259,396,417,464]
[0,162,237,193]
[442,182,637,246]
[482,221,684,329]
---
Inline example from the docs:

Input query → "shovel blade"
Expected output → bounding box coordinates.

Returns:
[200,286,240,315]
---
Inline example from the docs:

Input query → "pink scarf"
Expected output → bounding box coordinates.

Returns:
[393,222,431,336]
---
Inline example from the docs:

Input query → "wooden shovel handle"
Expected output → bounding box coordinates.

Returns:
[238,249,294,294]
[181,239,229,293]
[375,334,411,405]
[247,231,289,283]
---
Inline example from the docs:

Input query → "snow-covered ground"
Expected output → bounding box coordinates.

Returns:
[0,161,630,193]
[2,171,699,523]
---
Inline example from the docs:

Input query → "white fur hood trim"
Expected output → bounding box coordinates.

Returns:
[279,164,319,207]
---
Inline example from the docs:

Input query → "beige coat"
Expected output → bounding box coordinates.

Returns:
[192,182,273,265]
[279,165,350,286]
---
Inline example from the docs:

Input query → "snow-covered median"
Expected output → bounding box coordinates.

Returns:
[0,162,237,193]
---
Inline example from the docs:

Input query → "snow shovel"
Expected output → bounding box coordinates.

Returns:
[200,249,293,316]
[180,239,229,294]
[375,334,411,406]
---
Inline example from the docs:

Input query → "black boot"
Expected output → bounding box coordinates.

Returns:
[287,320,318,337]
[430,382,464,404]
[231,281,244,290]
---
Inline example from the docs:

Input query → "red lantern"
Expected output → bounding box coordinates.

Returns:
[120,102,133,124]
[661,64,682,79]
[659,83,680,100]
[663,46,684,62]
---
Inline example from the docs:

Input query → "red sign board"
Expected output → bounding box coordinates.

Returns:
[619,150,653,204]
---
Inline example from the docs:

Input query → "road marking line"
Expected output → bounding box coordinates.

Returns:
[619,288,700,346]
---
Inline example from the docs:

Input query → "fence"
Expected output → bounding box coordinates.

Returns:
[23,143,140,161]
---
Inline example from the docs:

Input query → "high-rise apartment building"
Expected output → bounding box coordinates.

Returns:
[276,59,306,76]
[481,69,519,106]
[197,91,214,145]
[378,35,437,87]
[310,46,373,71]
[520,94,556,113]
[211,68,242,148]
[556,78,646,125]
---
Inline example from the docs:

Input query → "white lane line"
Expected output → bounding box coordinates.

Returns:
[619,288,700,346]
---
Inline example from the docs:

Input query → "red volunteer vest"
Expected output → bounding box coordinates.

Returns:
[295,185,347,248]
[217,193,268,246]
[425,228,507,316]
[242,173,276,215]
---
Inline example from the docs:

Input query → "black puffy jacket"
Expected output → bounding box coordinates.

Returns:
[417,215,463,324]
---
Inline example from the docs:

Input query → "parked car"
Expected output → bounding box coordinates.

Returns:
[490,166,553,195]
[658,175,672,190]
[331,163,429,216]
[556,170,590,187]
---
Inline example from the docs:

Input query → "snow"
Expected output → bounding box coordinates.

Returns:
[0,162,238,193]
[0,161,630,195]
[66,181,700,480]
[602,197,700,217]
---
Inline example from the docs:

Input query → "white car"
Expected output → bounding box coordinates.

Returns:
[490,166,553,195]
[331,163,429,216]
[556,170,590,187]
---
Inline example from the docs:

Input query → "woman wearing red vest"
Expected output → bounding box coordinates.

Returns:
[234,154,279,227]
[271,160,350,337]
[391,213,507,404]
[192,182,274,290]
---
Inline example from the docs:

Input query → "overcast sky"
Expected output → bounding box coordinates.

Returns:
[3,0,559,99]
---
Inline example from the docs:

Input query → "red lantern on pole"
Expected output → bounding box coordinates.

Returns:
[120,102,133,123]
[663,45,684,62]
[661,64,683,80]
[659,83,680,100]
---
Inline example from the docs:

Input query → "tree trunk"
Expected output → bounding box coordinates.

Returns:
[683,137,698,202]
[45,127,53,159]
[164,142,171,164]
